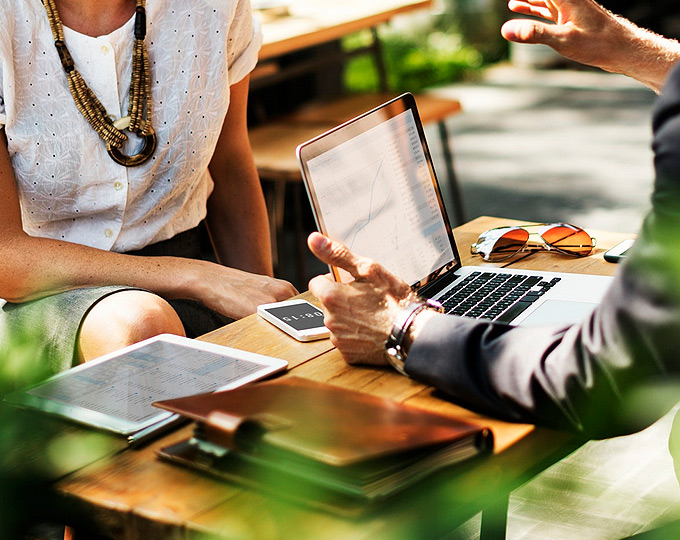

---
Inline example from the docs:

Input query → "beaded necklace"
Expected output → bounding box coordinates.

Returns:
[42,0,156,167]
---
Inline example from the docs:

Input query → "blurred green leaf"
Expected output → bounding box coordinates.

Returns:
[343,16,485,93]
[0,321,119,535]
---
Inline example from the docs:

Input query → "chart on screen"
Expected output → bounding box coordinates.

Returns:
[307,110,454,284]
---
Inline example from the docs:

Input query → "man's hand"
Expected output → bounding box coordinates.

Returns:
[502,0,626,68]
[307,232,411,365]
[501,0,680,93]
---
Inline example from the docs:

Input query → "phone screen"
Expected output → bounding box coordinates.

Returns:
[262,303,326,331]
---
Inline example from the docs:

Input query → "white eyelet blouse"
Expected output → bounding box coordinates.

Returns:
[0,0,262,252]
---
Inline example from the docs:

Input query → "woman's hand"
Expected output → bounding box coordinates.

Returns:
[187,259,298,320]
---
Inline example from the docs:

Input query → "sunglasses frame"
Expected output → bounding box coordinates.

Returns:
[470,222,597,262]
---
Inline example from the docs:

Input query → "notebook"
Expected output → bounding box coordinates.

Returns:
[296,93,613,326]
[155,376,492,514]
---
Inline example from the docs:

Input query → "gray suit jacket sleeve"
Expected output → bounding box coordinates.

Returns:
[405,64,680,439]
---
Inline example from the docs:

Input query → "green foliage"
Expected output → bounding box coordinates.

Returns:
[436,0,511,64]
[0,325,52,393]
[344,29,483,93]
[342,0,513,93]
[0,322,117,535]
[0,326,56,536]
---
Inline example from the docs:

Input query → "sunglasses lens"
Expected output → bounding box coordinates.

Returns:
[476,228,530,261]
[540,224,593,256]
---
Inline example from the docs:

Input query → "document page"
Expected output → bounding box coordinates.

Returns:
[307,110,454,285]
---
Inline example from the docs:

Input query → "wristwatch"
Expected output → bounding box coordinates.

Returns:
[384,297,443,376]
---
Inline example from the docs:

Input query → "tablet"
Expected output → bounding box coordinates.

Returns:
[4,334,288,443]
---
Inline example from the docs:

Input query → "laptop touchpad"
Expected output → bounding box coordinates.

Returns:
[519,299,598,327]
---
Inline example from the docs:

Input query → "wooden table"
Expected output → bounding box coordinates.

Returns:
[257,0,433,60]
[54,216,633,540]
[251,0,433,93]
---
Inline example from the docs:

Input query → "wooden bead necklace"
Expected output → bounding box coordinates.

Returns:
[42,0,157,167]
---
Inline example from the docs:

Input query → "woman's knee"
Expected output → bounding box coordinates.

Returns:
[77,290,185,362]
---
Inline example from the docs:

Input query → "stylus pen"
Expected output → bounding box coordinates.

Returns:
[127,414,186,447]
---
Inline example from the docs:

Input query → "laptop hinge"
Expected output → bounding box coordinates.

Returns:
[417,270,460,299]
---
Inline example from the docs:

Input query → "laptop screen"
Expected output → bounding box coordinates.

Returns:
[297,93,459,287]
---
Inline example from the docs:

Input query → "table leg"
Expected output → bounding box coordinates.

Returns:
[438,120,465,226]
[292,182,307,288]
[66,526,110,540]
[370,27,389,92]
[480,495,509,540]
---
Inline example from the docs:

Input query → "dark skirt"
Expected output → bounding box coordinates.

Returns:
[0,225,233,374]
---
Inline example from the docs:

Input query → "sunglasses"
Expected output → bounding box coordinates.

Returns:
[470,223,596,262]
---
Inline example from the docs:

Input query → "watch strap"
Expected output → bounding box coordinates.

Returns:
[384,298,442,376]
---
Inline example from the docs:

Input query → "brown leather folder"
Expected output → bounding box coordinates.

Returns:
[155,376,492,513]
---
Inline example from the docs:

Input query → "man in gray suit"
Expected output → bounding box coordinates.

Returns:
[308,0,680,439]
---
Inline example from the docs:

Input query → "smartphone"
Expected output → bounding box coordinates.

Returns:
[604,238,635,263]
[257,299,330,342]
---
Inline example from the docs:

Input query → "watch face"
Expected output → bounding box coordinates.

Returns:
[263,303,326,331]
[385,346,407,375]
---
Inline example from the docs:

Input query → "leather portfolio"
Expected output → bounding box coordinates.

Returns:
[155,376,492,514]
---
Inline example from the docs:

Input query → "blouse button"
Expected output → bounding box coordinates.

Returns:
[100,45,110,55]
[114,181,124,191]
[104,228,114,238]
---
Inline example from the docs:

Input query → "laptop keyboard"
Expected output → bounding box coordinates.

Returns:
[437,271,562,323]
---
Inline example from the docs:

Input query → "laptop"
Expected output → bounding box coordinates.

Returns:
[296,93,613,327]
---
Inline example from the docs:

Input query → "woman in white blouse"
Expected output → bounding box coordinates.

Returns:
[0,0,297,371]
